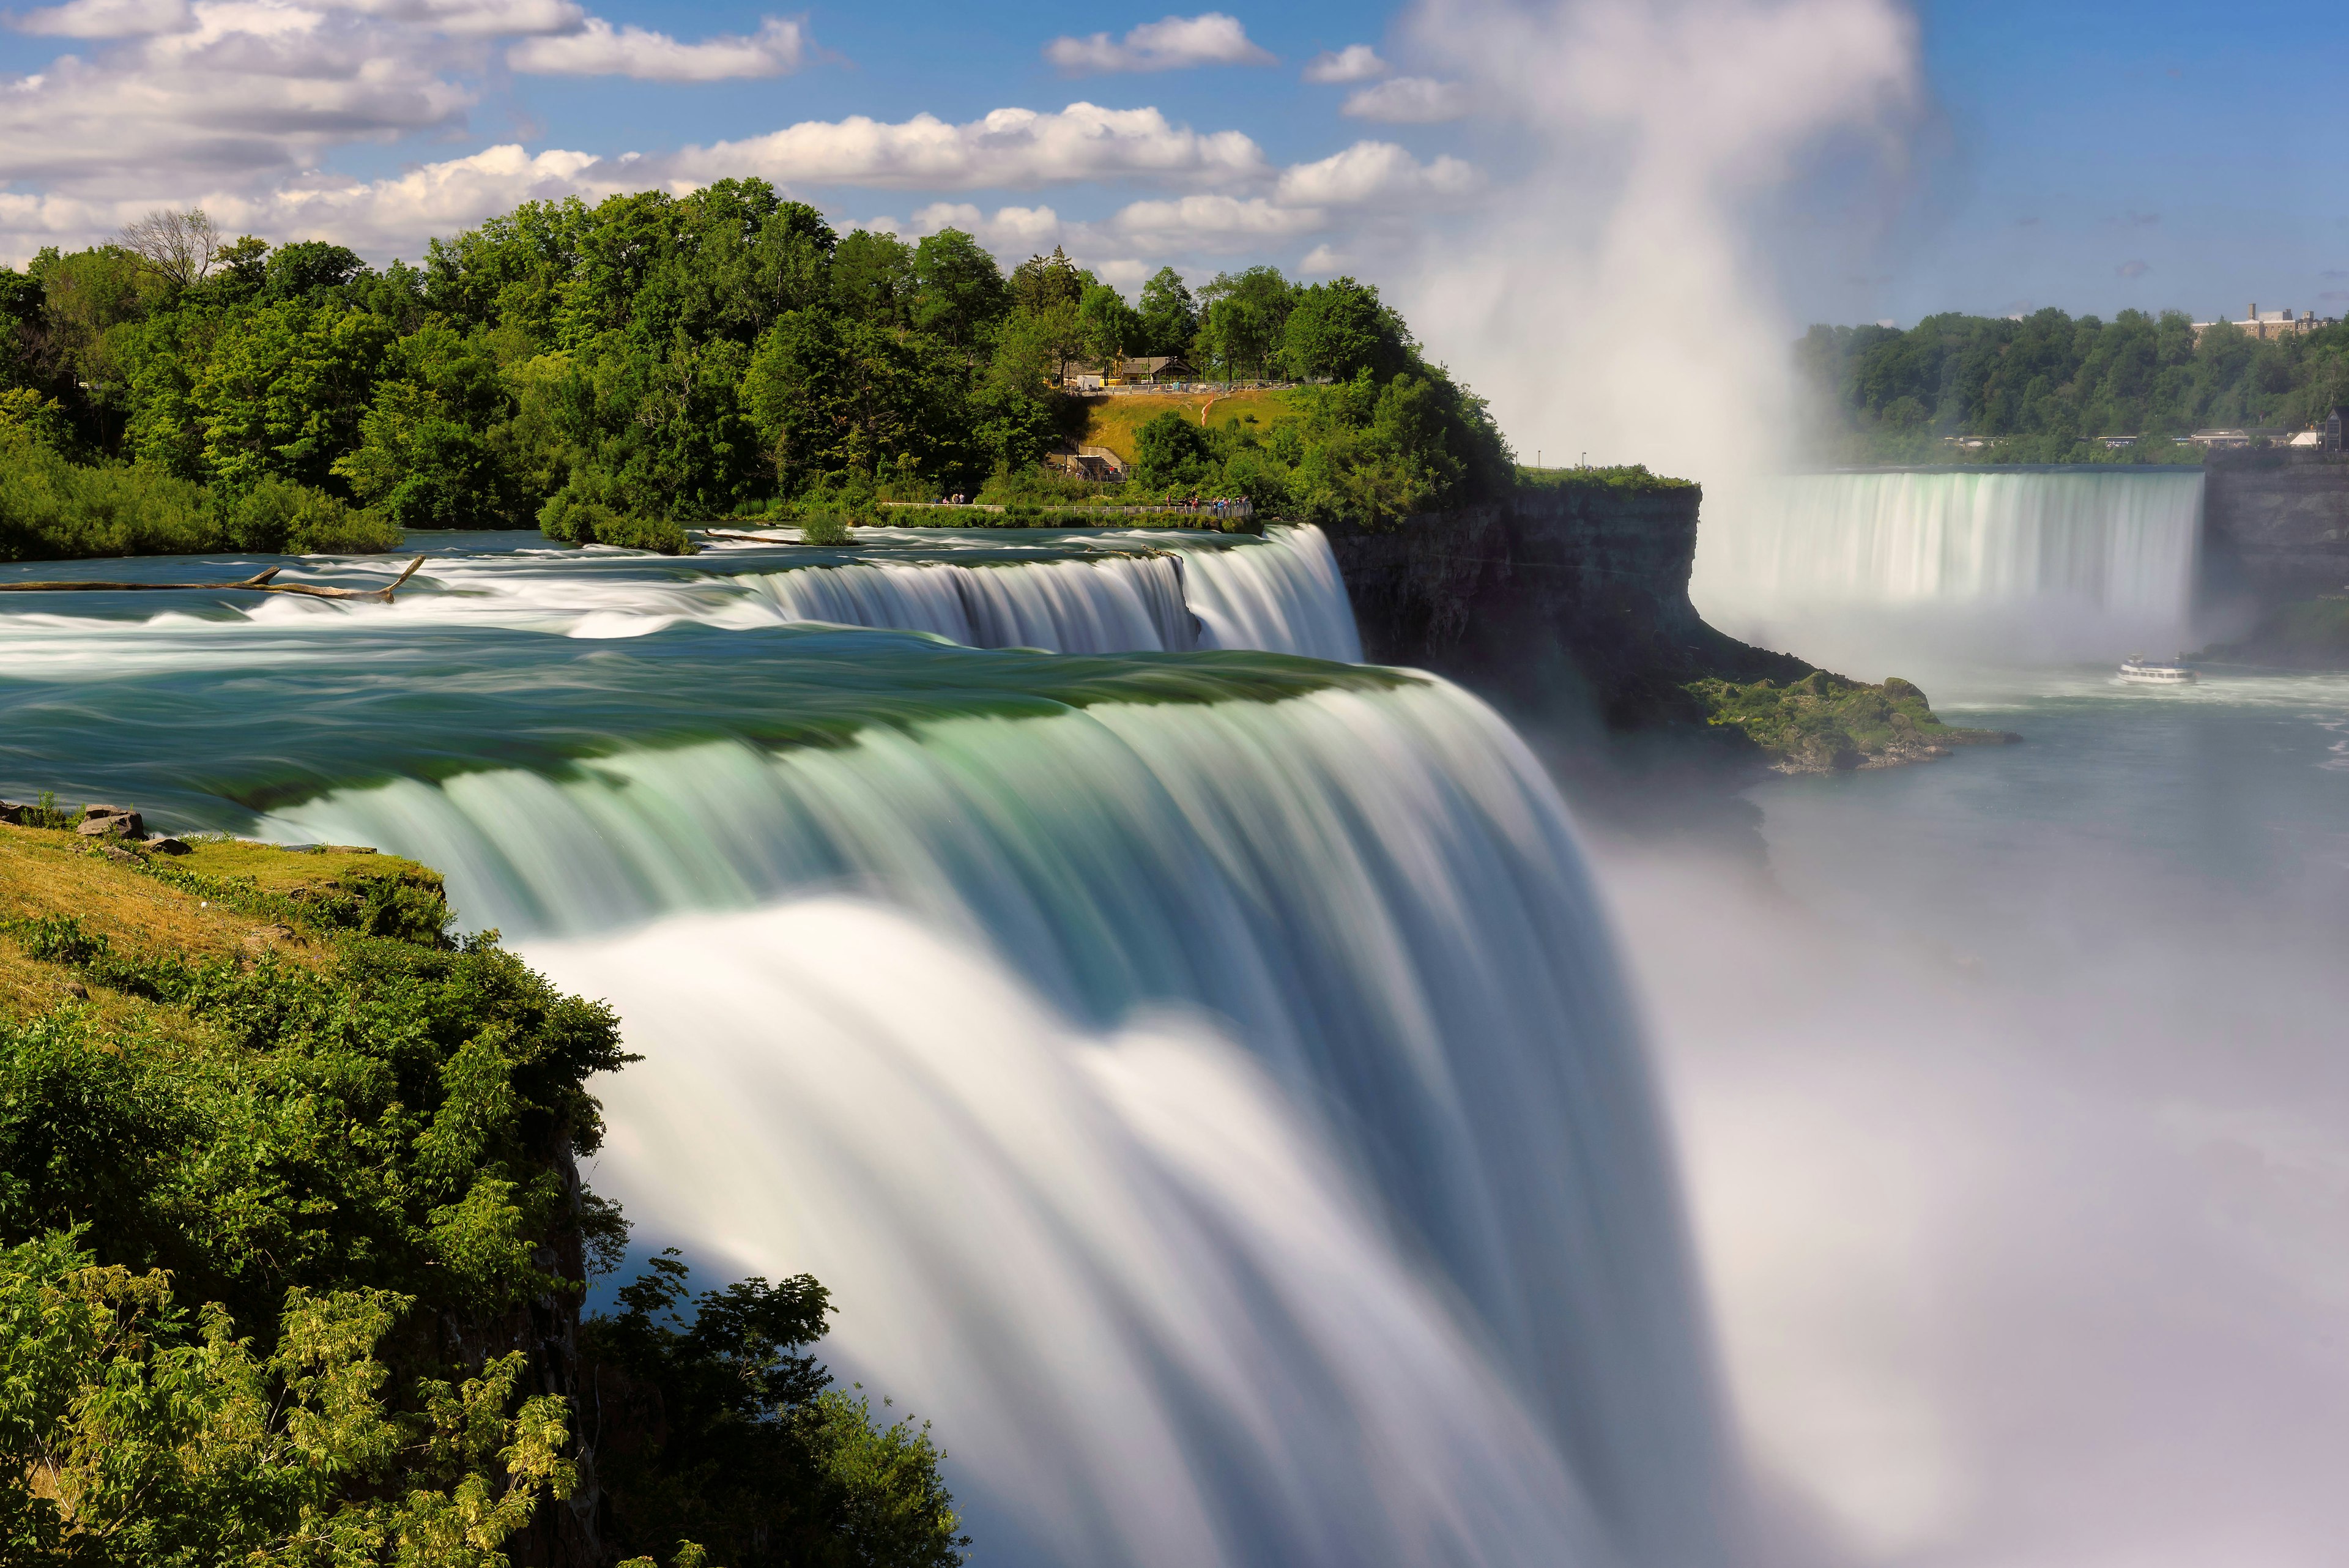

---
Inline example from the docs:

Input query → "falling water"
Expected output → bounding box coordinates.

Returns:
[4,532,1716,1568]
[1693,469,2205,672]
[258,680,1736,1568]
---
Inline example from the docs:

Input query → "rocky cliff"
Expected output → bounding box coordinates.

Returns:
[2203,449,2349,606]
[1322,478,1800,730]
[1320,478,2008,784]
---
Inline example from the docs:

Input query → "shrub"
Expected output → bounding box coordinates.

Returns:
[538,483,693,554]
[798,509,853,546]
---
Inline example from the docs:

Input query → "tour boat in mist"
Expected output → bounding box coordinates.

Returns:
[2119,653,2197,684]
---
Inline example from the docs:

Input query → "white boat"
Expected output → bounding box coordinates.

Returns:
[2119,653,2196,685]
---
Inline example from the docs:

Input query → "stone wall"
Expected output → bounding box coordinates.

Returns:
[2203,450,2349,604]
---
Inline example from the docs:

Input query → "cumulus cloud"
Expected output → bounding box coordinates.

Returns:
[507,13,805,80]
[1113,193,1326,250]
[2116,259,2150,278]
[9,0,190,36]
[667,102,1268,191]
[1274,141,1476,206]
[1341,76,1472,124]
[1302,43,1387,83]
[1044,11,1274,73]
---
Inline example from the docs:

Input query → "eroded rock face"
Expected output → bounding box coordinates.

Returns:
[2204,451,2349,608]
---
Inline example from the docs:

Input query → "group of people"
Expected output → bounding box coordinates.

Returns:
[1178,496,1249,521]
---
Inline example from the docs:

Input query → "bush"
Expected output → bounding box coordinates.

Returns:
[538,483,694,554]
[0,431,401,561]
[797,509,853,546]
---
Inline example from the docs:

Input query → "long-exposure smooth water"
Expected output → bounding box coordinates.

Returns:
[0,526,1731,1568]
[10,497,2343,1567]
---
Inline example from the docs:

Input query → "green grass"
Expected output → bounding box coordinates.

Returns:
[1077,388,1306,462]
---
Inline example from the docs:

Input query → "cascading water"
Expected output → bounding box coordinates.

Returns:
[1,529,1715,1568]
[1693,469,2205,674]
[265,682,1735,1568]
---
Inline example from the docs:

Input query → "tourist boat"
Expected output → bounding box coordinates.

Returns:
[2118,653,2196,684]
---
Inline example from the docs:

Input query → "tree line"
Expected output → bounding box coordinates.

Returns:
[1797,307,2349,464]
[1,184,1511,558]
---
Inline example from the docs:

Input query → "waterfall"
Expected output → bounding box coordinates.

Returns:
[1693,469,2205,671]
[264,681,1737,1568]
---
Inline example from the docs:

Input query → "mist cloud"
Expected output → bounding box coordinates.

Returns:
[1390,0,1922,485]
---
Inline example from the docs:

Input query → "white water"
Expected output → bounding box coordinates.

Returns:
[1693,470,2205,674]
[0,525,1360,663]
[268,682,1737,1568]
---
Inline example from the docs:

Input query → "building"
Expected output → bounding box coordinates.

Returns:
[1056,354,1197,390]
[2191,303,2340,344]
[2326,406,2345,454]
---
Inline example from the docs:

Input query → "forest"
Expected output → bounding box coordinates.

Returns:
[1797,307,2349,464]
[0,184,1511,560]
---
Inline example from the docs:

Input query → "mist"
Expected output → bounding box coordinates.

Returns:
[1389,0,1920,485]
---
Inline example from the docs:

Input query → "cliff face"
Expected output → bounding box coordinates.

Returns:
[1321,482,1800,730]
[2203,450,2349,605]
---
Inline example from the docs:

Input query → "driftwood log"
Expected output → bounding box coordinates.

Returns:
[699,529,797,543]
[0,556,428,602]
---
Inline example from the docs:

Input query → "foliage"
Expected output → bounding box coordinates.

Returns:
[0,1231,574,1568]
[795,508,853,545]
[0,825,967,1564]
[1687,671,2011,772]
[0,429,399,561]
[2,182,1516,558]
[583,1250,967,1568]
[1797,308,2349,461]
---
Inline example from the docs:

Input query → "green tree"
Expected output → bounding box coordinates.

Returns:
[1136,267,1198,358]
[910,229,1009,354]
[1282,277,1408,382]
[833,230,916,326]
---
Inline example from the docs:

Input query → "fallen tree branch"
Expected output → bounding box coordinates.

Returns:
[0,555,428,603]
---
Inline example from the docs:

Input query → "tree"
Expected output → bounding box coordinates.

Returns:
[1136,267,1198,357]
[1195,267,1298,381]
[1133,409,1212,487]
[1077,283,1142,365]
[1008,247,1085,315]
[1282,277,1408,382]
[264,240,366,300]
[833,230,916,326]
[910,229,1008,354]
[117,209,221,288]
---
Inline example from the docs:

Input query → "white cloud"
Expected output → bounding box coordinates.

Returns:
[669,102,1267,191]
[10,0,190,37]
[331,0,583,36]
[894,201,1067,251]
[1044,11,1273,73]
[1275,141,1476,206]
[1113,193,1326,251]
[1302,43,1386,83]
[1341,76,1471,122]
[508,13,805,80]
[1299,242,1343,274]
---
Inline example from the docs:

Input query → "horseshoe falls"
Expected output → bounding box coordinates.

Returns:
[1693,469,2205,674]
[1,533,1725,1568]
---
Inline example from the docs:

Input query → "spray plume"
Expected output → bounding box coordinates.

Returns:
[1394,0,1920,485]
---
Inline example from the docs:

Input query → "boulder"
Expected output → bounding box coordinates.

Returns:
[77,805,145,839]
[0,801,23,825]
[148,836,192,855]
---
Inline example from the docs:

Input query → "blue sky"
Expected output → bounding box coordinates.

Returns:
[1,0,2342,331]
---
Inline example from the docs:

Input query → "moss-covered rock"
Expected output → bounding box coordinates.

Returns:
[1686,671,2017,774]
